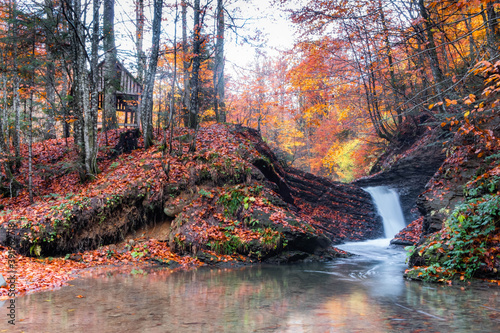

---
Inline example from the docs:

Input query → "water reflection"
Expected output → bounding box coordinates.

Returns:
[1,242,499,332]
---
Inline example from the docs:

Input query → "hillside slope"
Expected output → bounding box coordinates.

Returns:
[0,124,382,268]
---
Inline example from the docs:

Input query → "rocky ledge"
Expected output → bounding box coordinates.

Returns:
[354,131,446,225]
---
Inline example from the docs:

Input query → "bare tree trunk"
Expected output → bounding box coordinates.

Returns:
[140,0,163,148]
[181,0,190,127]
[0,68,8,186]
[378,0,402,127]
[11,0,21,169]
[62,68,70,139]
[76,0,91,177]
[0,49,11,193]
[65,0,83,153]
[28,89,34,204]
[189,0,202,129]
[44,0,56,139]
[486,1,500,57]
[28,22,37,203]
[135,0,145,129]
[463,13,476,64]
[135,0,145,84]
[104,0,118,129]
[417,0,447,113]
[67,0,98,179]
[162,0,179,180]
[90,0,101,173]
[0,50,7,154]
[169,3,177,133]
[214,0,225,123]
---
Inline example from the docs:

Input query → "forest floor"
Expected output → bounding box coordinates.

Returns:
[0,128,200,298]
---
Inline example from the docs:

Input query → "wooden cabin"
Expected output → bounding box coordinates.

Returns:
[97,60,142,128]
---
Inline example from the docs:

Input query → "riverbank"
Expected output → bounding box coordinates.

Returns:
[354,117,500,282]
[0,240,200,299]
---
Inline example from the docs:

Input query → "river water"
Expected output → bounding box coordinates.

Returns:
[1,239,499,333]
[2,187,500,332]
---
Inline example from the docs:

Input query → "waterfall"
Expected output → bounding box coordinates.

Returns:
[364,186,406,238]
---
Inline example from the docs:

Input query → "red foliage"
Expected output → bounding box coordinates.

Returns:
[0,239,201,298]
[392,217,423,245]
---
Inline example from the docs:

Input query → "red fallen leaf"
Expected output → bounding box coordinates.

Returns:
[76,295,85,298]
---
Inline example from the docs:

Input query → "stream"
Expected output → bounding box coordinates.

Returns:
[1,186,499,332]
[1,242,499,332]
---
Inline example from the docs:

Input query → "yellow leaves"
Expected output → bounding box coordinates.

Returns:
[322,138,361,182]
[275,120,305,155]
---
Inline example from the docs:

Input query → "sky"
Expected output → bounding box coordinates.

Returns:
[223,1,296,74]
[112,0,297,77]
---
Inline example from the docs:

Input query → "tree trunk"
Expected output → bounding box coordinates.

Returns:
[214,0,225,123]
[76,0,91,178]
[135,0,145,85]
[67,0,98,180]
[140,0,163,148]
[181,0,190,127]
[378,0,402,127]
[62,68,70,139]
[44,0,57,139]
[104,0,118,130]
[0,49,12,192]
[28,89,34,204]
[0,50,7,153]
[165,1,178,161]
[486,1,500,57]
[189,0,202,129]
[417,0,447,113]
[169,3,178,139]
[463,13,476,64]
[11,1,21,169]
[89,0,100,173]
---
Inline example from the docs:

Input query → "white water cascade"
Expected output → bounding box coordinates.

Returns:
[364,186,406,239]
